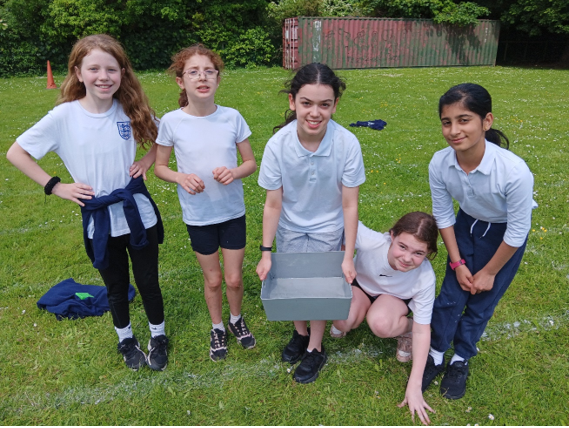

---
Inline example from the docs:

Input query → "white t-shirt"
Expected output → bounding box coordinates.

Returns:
[16,99,157,238]
[429,141,535,247]
[354,222,436,325]
[156,106,252,226]
[258,120,366,233]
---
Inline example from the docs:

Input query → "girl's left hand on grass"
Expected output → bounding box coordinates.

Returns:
[341,258,356,285]
[398,389,434,425]
[471,270,496,294]
[129,160,150,180]
[212,166,234,185]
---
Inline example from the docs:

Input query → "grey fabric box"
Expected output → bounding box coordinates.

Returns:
[261,252,352,321]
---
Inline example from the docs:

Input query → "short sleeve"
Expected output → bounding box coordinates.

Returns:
[258,140,282,190]
[234,111,252,144]
[341,134,366,188]
[17,110,61,160]
[156,114,174,147]
[408,268,436,325]
[356,221,387,251]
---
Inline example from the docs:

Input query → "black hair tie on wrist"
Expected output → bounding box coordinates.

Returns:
[44,176,61,195]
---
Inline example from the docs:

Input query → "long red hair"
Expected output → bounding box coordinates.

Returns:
[58,34,157,148]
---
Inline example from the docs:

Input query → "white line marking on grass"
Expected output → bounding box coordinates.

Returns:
[481,311,569,341]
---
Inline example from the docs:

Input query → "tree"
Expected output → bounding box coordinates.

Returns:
[357,0,490,25]
[501,0,569,35]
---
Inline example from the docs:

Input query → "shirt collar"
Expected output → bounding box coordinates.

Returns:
[293,120,334,158]
[451,139,496,175]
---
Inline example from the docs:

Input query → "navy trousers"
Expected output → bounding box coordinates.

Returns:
[430,210,528,360]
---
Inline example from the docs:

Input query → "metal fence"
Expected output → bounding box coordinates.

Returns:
[283,17,500,69]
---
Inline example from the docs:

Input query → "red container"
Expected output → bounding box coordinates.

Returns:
[283,17,500,69]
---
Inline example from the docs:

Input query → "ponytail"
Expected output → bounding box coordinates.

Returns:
[274,63,345,133]
[439,83,509,150]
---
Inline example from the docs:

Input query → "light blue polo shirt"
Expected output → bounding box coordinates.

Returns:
[258,119,365,233]
[429,140,536,247]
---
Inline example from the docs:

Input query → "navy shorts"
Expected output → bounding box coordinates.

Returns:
[186,215,246,255]
[352,278,411,315]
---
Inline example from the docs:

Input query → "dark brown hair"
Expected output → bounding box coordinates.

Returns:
[58,34,157,148]
[274,62,346,133]
[168,43,224,108]
[389,212,439,260]
[439,83,509,149]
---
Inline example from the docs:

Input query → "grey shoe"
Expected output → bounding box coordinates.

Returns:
[228,316,256,349]
[210,328,228,361]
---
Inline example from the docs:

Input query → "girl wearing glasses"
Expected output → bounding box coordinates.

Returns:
[154,44,257,362]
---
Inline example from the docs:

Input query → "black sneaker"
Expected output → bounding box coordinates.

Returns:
[228,316,256,349]
[281,329,310,364]
[117,336,147,371]
[210,328,228,361]
[440,360,469,399]
[147,335,169,371]
[422,354,445,392]
[293,347,328,384]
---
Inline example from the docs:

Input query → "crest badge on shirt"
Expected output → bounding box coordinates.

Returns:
[117,121,132,140]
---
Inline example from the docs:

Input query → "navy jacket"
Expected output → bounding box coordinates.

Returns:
[37,278,136,320]
[80,176,164,270]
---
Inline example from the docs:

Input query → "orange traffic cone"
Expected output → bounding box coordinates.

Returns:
[46,60,57,89]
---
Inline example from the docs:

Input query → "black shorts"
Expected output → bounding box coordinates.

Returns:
[186,215,246,255]
[352,278,411,315]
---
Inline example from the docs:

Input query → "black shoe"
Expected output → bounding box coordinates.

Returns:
[293,347,328,384]
[147,335,169,371]
[117,336,147,371]
[440,360,469,399]
[228,316,256,349]
[210,328,228,361]
[422,354,445,392]
[281,329,310,364]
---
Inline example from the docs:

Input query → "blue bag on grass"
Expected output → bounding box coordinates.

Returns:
[37,278,136,320]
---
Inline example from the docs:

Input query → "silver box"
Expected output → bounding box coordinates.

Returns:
[261,251,352,321]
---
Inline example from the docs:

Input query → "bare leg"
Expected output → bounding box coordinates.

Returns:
[307,320,326,352]
[333,286,372,333]
[195,251,223,325]
[366,294,411,338]
[220,247,245,317]
[294,320,309,336]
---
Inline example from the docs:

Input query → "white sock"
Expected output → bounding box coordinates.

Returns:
[212,321,225,332]
[429,347,445,366]
[331,325,343,335]
[450,353,467,365]
[230,312,241,324]
[115,323,133,343]
[149,321,165,338]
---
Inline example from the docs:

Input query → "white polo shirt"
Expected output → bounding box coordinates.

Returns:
[17,99,157,238]
[258,119,366,233]
[429,140,535,247]
[354,222,436,325]
[156,106,251,226]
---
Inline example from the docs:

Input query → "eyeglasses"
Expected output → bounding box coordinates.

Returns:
[182,69,219,80]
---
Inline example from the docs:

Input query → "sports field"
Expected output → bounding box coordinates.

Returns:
[1,65,568,425]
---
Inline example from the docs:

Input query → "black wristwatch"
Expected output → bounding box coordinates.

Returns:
[259,245,273,252]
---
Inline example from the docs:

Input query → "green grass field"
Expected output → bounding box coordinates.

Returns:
[1,65,568,425]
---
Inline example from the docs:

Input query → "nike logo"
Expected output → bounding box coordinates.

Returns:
[379,274,392,277]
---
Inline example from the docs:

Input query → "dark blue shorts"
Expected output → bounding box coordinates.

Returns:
[186,215,246,255]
